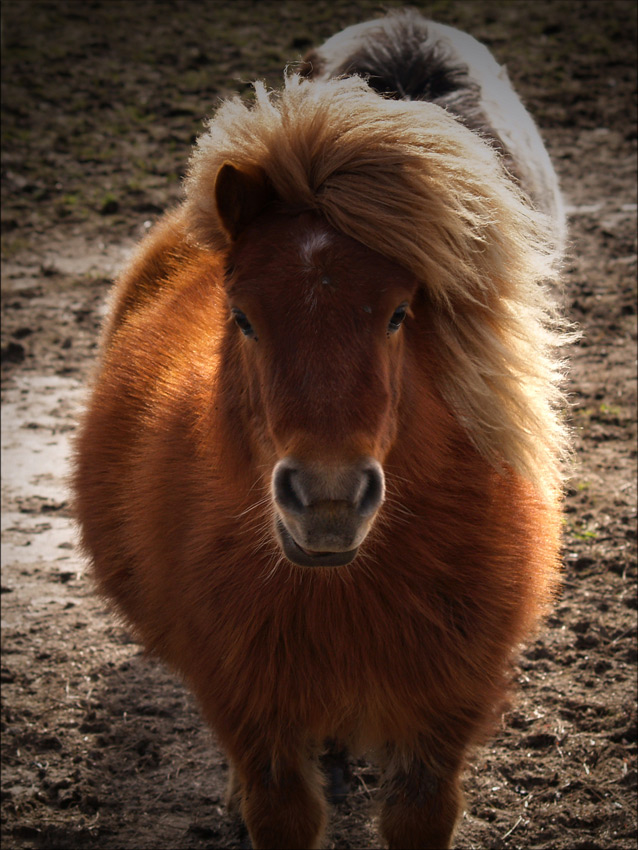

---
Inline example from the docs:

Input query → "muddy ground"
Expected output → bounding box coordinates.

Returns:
[1,1,636,848]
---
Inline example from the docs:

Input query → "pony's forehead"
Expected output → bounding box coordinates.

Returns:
[228,209,417,306]
[296,224,336,273]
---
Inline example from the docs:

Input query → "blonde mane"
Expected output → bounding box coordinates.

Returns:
[184,74,569,495]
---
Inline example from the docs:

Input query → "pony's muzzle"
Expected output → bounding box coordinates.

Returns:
[272,457,385,567]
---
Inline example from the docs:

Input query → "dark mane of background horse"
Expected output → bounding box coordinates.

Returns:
[301,10,507,160]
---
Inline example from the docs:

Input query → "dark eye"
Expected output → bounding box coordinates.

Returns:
[231,308,256,339]
[388,302,408,334]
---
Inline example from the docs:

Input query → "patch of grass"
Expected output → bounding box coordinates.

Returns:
[1,235,32,260]
[2,126,32,145]
[179,69,213,92]
[568,517,599,541]
[574,529,598,540]
[124,178,144,193]
[573,404,626,421]
[123,105,157,125]
[599,403,622,417]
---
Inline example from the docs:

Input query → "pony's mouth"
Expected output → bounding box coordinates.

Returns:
[275,519,359,568]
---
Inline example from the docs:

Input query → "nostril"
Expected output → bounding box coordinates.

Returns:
[274,457,384,518]
[273,462,307,514]
[356,463,385,517]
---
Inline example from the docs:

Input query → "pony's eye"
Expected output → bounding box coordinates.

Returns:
[388,302,408,334]
[231,308,256,339]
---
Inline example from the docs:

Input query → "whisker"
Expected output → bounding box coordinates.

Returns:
[231,494,273,520]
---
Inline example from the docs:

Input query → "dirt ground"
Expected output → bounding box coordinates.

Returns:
[1,1,636,848]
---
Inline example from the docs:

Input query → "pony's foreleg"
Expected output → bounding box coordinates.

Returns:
[378,751,464,850]
[234,749,327,849]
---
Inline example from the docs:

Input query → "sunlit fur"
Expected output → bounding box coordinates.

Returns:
[74,11,568,850]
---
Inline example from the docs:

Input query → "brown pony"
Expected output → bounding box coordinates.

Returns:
[73,10,569,849]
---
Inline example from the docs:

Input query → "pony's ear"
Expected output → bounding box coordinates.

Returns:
[298,49,325,79]
[214,162,275,240]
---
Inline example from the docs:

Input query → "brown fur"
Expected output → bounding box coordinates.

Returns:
[73,14,567,850]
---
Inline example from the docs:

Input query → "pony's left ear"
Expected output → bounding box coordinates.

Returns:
[214,162,275,241]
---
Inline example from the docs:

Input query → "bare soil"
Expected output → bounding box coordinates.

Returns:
[1,2,636,848]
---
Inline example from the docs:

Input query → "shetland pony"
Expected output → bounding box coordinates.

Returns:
[73,10,568,849]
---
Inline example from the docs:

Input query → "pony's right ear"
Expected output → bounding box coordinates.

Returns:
[298,49,325,79]
[214,162,275,241]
